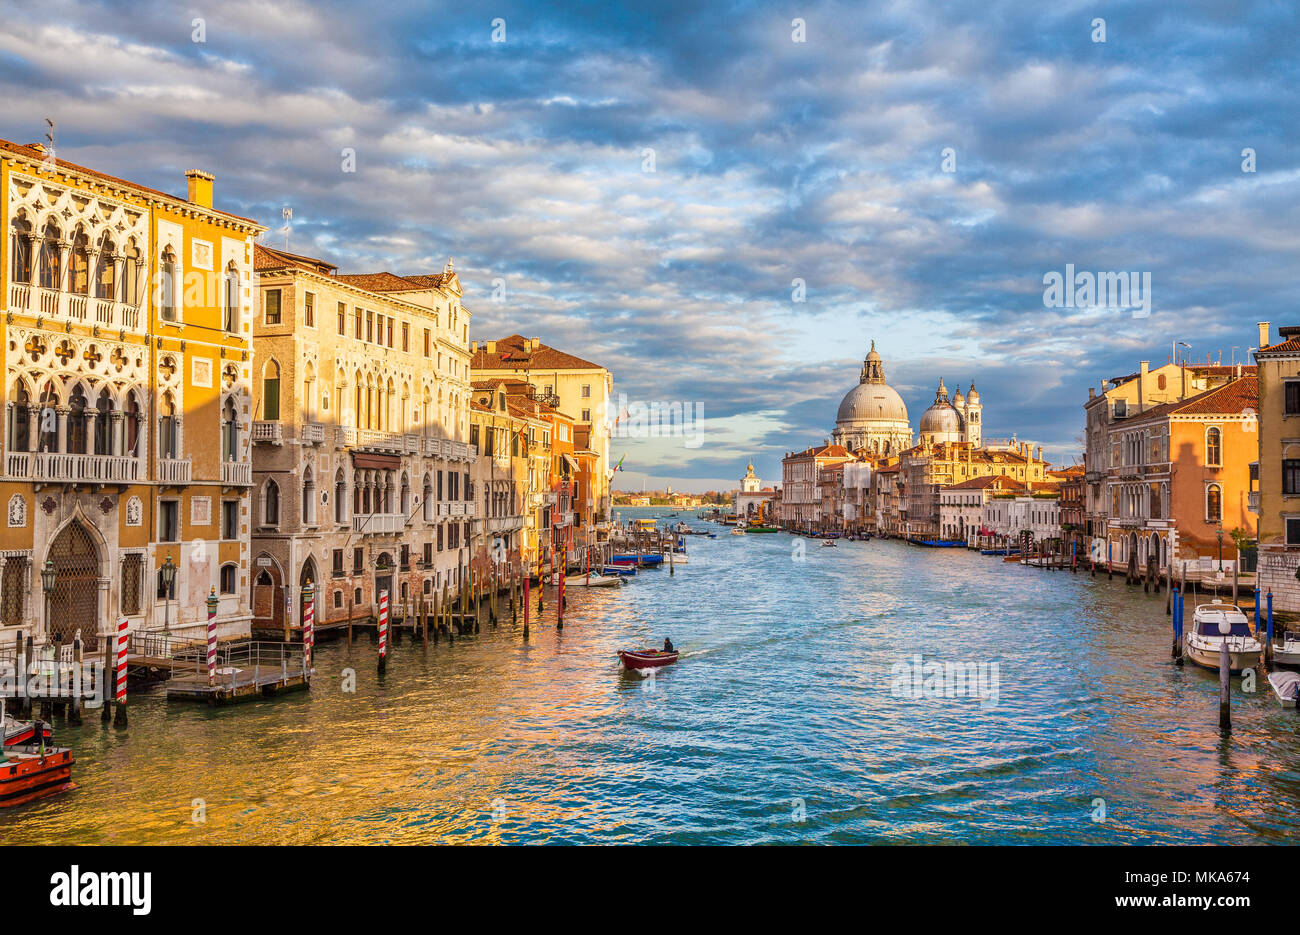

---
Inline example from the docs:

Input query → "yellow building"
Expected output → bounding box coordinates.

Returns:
[469,381,529,578]
[1255,321,1300,608]
[1,138,264,649]
[249,245,475,635]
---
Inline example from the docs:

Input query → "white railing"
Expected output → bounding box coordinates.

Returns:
[7,286,144,332]
[403,434,419,454]
[221,460,252,486]
[301,423,325,445]
[6,451,140,483]
[336,426,355,448]
[252,421,283,444]
[156,458,191,484]
[352,513,405,534]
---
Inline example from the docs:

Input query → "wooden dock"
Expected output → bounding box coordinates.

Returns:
[165,642,310,704]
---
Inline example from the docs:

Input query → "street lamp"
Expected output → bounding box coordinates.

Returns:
[160,555,177,633]
[41,559,56,641]
[1217,526,1225,573]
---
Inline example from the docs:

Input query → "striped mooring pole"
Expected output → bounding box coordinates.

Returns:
[113,618,128,728]
[302,580,315,675]
[377,589,389,675]
[206,587,219,687]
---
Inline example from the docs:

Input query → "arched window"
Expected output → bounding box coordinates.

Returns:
[400,473,411,515]
[122,241,142,306]
[219,563,237,595]
[302,468,316,525]
[9,217,32,284]
[160,248,177,320]
[1157,373,1167,391]
[335,469,347,524]
[262,360,281,421]
[39,221,60,289]
[158,391,179,459]
[223,262,240,332]
[94,388,112,454]
[422,474,433,521]
[221,397,238,462]
[125,392,141,456]
[69,230,89,295]
[264,479,281,527]
[67,384,88,453]
[1206,484,1222,523]
[95,233,116,299]
[1206,427,1222,467]
[8,381,31,452]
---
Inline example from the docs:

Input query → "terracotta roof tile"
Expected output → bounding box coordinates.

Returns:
[471,334,604,371]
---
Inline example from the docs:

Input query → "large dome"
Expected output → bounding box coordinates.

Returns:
[837,382,908,423]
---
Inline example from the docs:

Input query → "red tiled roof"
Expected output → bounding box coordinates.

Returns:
[947,474,1021,490]
[336,271,453,293]
[0,138,262,227]
[253,243,338,275]
[1125,375,1258,421]
[472,334,604,371]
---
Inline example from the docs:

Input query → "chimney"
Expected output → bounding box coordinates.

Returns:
[185,170,214,209]
[530,337,541,352]
[1259,321,1271,349]
[1088,387,1096,400]
[486,341,496,354]
[1037,445,1043,462]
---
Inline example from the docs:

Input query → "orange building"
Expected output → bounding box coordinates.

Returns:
[1103,374,1257,572]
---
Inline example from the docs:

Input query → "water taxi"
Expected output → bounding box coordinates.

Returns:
[0,717,75,808]
[1184,603,1263,672]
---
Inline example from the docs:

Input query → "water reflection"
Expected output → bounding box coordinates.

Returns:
[3,510,1299,844]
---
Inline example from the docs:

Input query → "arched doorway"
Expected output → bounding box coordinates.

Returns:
[47,520,100,647]
[299,558,317,629]
[251,556,283,634]
[375,552,393,609]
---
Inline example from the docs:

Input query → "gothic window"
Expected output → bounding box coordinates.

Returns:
[160,248,177,320]
[95,232,116,299]
[94,388,112,454]
[122,241,142,306]
[222,396,239,462]
[158,391,179,459]
[10,217,32,284]
[69,229,90,295]
[8,381,31,453]
[264,479,281,527]
[334,468,347,524]
[39,221,61,289]
[262,360,281,421]
[68,384,88,453]
[223,263,240,332]
[302,468,316,525]
[125,392,142,456]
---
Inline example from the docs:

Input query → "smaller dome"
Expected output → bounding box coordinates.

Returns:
[967,383,979,401]
[920,402,961,436]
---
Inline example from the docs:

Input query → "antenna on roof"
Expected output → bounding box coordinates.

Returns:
[42,118,56,168]
[281,206,293,251]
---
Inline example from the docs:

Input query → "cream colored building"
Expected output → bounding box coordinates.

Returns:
[249,245,475,635]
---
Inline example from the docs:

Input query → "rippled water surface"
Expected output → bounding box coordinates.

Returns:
[6,510,1300,844]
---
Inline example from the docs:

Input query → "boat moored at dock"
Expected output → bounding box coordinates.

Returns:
[1184,603,1263,672]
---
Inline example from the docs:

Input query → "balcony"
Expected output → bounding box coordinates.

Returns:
[6,451,140,484]
[352,513,405,535]
[221,460,252,486]
[301,423,325,445]
[7,283,143,332]
[336,427,406,453]
[1249,490,1260,513]
[157,458,191,485]
[252,421,283,445]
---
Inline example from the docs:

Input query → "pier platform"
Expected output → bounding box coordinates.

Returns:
[165,642,310,704]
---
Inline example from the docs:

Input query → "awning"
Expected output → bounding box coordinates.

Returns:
[561,454,580,471]
[352,452,401,470]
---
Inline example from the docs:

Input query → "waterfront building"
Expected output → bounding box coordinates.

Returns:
[1100,371,1257,575]
[1255,321,1300,607]
[248,245,475,636]
[1,139,265,648]
[779,442,853,529]
[1082,358,1249,559]
[980,483,1060,544]
[470,335,613,532]
[831,341,913,455]
[939,475,1023,543]
[898,439,1048,539]
[872,462,903,535]
[1054,467,1087,555]
[469,381,529,580]
[733,460,775,522]
[839,461,874,533]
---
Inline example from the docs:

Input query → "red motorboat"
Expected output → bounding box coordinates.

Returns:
[4,717,53,747]
[617,649,680,670]
[0,719,75,808]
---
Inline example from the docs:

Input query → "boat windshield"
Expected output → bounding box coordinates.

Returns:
[1196,620,1253,637]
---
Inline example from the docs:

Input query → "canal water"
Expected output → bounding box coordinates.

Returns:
[6,508,1300,844]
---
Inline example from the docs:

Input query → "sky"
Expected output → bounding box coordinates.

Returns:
[3,0,1295,492]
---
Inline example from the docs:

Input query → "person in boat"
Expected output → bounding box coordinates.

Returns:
[663,637,675,653]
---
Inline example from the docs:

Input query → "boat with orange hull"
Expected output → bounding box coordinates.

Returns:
[0,734,75,807]
[617,649,679,670]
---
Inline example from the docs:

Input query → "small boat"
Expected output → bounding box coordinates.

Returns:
[1270,670,1300,708]
[665,553,688,564]
[0,716,75,808]
[565,573,623,588]
[1184,603,1263,672]
[730,527,746,536]
[4,716,53,748]
[821,539,837,547]
[602,564,637,576]
[617,648,680,670]
[1272,630,1300,667]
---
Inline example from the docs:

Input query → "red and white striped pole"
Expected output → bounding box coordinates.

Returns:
[301,580,314,675]
[206,587,218,687]
[113,618,128,728]
[377,589,388,675]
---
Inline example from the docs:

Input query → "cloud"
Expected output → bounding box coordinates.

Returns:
[2,0,1294,491]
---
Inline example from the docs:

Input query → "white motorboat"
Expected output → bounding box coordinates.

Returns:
[564,573,623,588]
[730,527,745,536]
[665,553,688,564]
[821,539,837,547]
[1184,603,1263,672]
[1273,630,1300,667]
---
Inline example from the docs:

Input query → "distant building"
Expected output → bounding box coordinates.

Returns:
[734,460,775,521]
[780,443,854,528]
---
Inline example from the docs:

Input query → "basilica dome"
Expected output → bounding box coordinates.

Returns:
[918,378,965,444]
[831,341,913,456]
